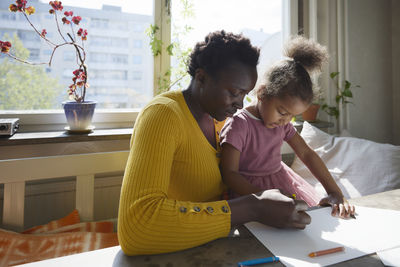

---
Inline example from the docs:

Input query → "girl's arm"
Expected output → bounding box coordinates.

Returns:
[220,143,262,195]
[287,132,355,217]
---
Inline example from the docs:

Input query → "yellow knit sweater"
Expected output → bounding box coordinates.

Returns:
[118,91,231,255]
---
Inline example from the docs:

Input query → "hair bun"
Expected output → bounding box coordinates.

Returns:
[284,36,329,73]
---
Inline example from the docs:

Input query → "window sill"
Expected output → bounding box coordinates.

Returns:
[0,128,132,146]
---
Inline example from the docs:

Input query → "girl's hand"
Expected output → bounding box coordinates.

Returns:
[318,193,356,219]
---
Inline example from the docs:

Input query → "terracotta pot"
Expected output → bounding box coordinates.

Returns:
[302,104,320,122]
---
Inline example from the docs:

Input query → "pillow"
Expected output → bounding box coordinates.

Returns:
[291,121,400,199]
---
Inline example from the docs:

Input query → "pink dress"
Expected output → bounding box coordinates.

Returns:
[220,109,320,206]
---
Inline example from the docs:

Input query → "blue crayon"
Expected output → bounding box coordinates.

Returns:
[238,256,280,266]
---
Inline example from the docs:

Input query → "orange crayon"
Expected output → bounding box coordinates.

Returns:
[308,246,345,257]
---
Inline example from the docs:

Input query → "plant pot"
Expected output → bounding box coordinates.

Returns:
[302,104,320,122]
[62,101,97,131]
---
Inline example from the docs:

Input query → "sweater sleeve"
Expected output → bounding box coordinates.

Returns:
[118,103,231,255]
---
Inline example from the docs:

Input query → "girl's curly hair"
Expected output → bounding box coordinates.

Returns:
[187,30,260,79]
[257,36,329,103]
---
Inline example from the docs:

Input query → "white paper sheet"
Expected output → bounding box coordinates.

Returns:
[245,206,400,267]
[377,247,400,267]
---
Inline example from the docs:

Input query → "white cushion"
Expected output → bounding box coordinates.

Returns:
[291,121,400,199]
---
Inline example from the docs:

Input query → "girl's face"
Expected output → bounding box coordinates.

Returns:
[257,95,310,128]
[197,61,258,122]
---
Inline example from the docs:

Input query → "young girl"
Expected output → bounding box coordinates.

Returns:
[219,36,355,218]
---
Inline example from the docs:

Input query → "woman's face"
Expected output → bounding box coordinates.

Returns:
[258,95,309,128]
[197,61,258,121]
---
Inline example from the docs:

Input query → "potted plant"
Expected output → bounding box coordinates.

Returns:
[301,75,324,122]
[321,71,360,121]
[0,0,94,132]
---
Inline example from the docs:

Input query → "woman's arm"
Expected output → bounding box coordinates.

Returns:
[228,189,312,229]
[118,104,231,255]
[220,143,262,195]
[287,132,355,217]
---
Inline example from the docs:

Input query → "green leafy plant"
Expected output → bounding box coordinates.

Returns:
[146,0,194,95]
[321,71,360,119]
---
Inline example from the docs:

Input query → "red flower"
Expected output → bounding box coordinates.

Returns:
[49,1,63,11]
[64,11,73,16]
[9,4,18,12]
[77,28,88,41]
[71,16,81,25]
[41,29,47,37]
[25,6,35,15]
[61,17,70,24]
[0,41,12,53]
[16,0,27,11]
[73,69,82,76]
[49,9,55,14]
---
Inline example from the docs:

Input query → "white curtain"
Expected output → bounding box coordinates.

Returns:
[303,0,348,134]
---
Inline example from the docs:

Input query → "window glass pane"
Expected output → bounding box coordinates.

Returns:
[0,0,153,110]
[171,0,284,102]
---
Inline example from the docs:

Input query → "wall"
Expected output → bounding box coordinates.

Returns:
[393,0,400,145]
[346,0,395,144]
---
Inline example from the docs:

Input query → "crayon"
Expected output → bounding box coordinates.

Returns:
[237,256,280,266]
[308,246,345,257]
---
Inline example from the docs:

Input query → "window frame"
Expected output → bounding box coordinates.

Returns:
[0,0,296,132]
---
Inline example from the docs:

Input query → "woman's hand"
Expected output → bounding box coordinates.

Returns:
[229,189,312,229]
[318,193,356,218]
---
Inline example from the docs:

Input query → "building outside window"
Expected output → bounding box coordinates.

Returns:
[91,18,109,29]
[132,55,142,64]
[132,40,142,49]
[63,51,75,61]
[132,71,142,81]
[28,48,40,61]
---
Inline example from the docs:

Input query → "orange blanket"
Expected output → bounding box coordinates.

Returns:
[0,210,118,266]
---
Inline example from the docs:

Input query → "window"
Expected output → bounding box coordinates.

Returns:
[171,0,285,93]
[111,54,128,64]
[92,70,128,80]
[132,40,142,48]
[1,0,293,131]
[0,1,153,116]
[18,30,40,42]
[1,11,16,21]
[91,18,109,29]
[132,71,142,81]
[89,52,108,63]
[29,48,40,61]
[132,55,142,64]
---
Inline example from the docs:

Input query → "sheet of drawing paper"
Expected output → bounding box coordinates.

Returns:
[377,246,400,266]
[245,206,400,266]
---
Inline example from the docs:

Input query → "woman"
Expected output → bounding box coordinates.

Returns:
[118,30,311,255]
